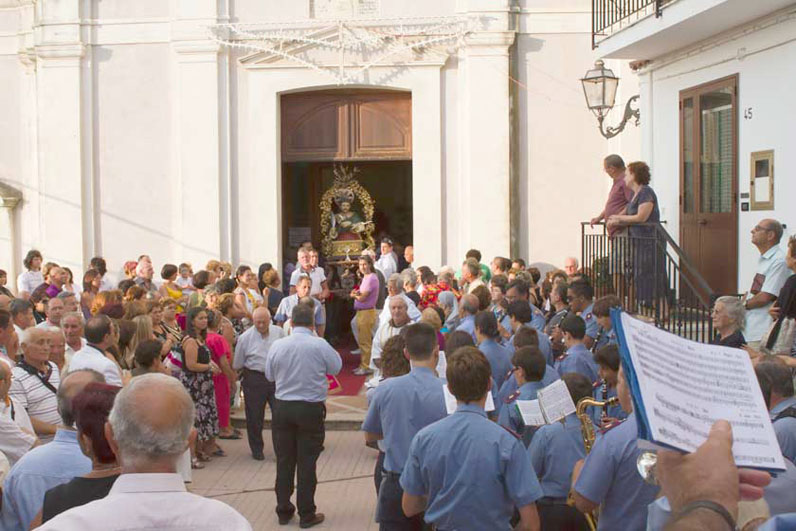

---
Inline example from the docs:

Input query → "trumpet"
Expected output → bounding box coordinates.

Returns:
[569,395,620,531]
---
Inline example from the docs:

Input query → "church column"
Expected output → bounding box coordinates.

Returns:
[33,0,90,271]
[171,0,224,264]
[459,1,515,262]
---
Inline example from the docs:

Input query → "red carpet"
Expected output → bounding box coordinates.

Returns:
[332,346,367,396]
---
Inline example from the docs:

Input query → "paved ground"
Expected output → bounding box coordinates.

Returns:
[190,430,380,530]
[230,392,370,430]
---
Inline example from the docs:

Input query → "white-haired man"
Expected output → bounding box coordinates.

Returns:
[377,273,421,328]
[39,373,251,530]
[367,296,413,388]
[61,312,87,368]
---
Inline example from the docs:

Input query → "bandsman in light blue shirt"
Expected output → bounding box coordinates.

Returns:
[591,344,628,427]
[496,327,559,417]
[528,373,593,530]
[454,294,479,343]
[568,279,599,349]
[592,295,621,352]
[504,301,554,366]
[572,366,660,531]
[475,311,513,389]
[554,315,599,384]
[505,279,546,333]
[362,323,447,529]
[400,346,543,531]
[498,346,548,442]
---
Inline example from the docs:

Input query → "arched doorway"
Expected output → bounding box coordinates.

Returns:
[280,89,413,340]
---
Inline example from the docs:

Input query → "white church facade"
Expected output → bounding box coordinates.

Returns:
[0,0,638,282]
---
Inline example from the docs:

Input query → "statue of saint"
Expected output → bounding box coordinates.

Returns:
[330,189,368,241]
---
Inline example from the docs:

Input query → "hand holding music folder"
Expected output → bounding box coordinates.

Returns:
[513,379,577,427]
[611,308,786,473]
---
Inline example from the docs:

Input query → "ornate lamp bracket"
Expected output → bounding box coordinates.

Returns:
[597,95,640,139]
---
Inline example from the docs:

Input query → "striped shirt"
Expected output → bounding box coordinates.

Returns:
[9,361,61,439]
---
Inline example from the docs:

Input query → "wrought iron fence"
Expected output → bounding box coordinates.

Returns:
[592,0,674,48]
[581,222,717,343]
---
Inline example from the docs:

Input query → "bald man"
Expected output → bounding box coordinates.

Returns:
[233,306,285,460]
[1,369,104,531]
[39,373,251,530]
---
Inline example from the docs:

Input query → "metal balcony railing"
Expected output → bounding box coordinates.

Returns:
[581,221,717,343]
[592,0,676,48]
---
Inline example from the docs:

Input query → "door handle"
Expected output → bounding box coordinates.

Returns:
[698,219,707,225]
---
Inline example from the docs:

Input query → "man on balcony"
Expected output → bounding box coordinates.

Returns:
[744,219,790,349]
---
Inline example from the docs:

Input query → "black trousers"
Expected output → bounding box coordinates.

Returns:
[536,498,590,531]
[271,399,326,520]
[376,472,430,531]
[374,450,385,494]
[241,368,275,455]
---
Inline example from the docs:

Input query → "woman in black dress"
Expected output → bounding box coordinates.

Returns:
[710,296,746,348]
[31,383,122,527]
[181,306,221,466]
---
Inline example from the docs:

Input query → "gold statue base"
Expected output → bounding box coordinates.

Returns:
[330,239,365,261]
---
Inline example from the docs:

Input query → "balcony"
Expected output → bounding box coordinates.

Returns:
[592,0,796,59]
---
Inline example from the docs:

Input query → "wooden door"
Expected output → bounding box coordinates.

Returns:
[679,75,738,295]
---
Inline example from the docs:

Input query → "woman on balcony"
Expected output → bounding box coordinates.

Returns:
[607,161,665,309]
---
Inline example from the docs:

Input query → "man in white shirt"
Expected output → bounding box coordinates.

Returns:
[10,327,62,441]
[68,315,122,386]
[744,219,792,347]
[375,238,398,280]
[62,312,87,367]
[289,247,329,302]
[367,296,412,387]
[39,373,252,531]
[377,274,421,328]
[461,258,485,294]
[0,361,38,465]
[35,297,64,331]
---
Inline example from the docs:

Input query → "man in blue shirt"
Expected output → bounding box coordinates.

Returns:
[554,315,599,384]
[454,294,479,342]
[756,361,796,462]
[567,279,599,349]
[504,301,554,366]
[529,373,592,530]
[475,311,513,389]
[496,327,559,415]
[592,295,620,352]
[0,368,104,531]
[362,322,447,530]
[505,279,546,333]
[265,304,342,529]
[571,366,660,530]
[400,346,543,531]
[498,346,547,442]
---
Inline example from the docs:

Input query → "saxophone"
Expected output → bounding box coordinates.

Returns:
[569,395,620,530]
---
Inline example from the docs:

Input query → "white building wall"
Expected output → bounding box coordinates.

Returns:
[640,12,796,292]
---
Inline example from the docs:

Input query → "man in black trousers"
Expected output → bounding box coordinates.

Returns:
[232,306,284,460]
[265,304,342,528]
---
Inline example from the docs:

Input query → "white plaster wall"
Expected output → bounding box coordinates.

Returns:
[95,43,175,267]
[96,0,170,19]
[642,13,796,293]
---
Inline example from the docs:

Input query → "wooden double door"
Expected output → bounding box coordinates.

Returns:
[679,75,738,295]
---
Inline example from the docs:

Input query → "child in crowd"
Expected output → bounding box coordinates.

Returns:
[176,263,195,293]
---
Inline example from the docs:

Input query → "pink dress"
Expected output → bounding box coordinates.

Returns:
[206,332,232,429]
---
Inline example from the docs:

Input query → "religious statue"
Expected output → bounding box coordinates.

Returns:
[320,164,376,261]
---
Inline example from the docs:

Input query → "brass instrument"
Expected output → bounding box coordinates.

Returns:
[569,395,620,531]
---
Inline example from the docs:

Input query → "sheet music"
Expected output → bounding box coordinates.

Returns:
[442,384,496,415]
[435,351,447,379]
[619,312,785,471]
[515,399,546,426]
[538,379,577,424]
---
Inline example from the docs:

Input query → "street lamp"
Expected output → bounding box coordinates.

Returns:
[581,60,640,139]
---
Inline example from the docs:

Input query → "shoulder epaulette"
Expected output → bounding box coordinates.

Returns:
[555,353,568,362]
[504,390,521,404]
[774,406,796,422]
[599,417,625,434]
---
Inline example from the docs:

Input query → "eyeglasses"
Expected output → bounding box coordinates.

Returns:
[752,225,772,232]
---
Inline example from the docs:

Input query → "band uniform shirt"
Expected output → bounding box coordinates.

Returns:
[37,473,252,531]
[289,266,327,299]
[68,344,123,387]
[0,429,91,531]
[274,294,325,327]
[400,403,544,531]
[361,366,447,473]
[496,366,559,417]
[505,328,554,366]
[264,328,342,402]
[478,338,513,389]
[574,413,660,530]
[528,303,547,333]
[579,302,599,340]
[232,324,285,373]
[590,384,628,425]
[9,361,62,433]
[529,413,588,498]
[554,343,599,383]
[497,380,546,435]
[744,245,791,342]
[771,396,796,463]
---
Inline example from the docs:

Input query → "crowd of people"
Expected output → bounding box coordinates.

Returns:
[0,154,795,530]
